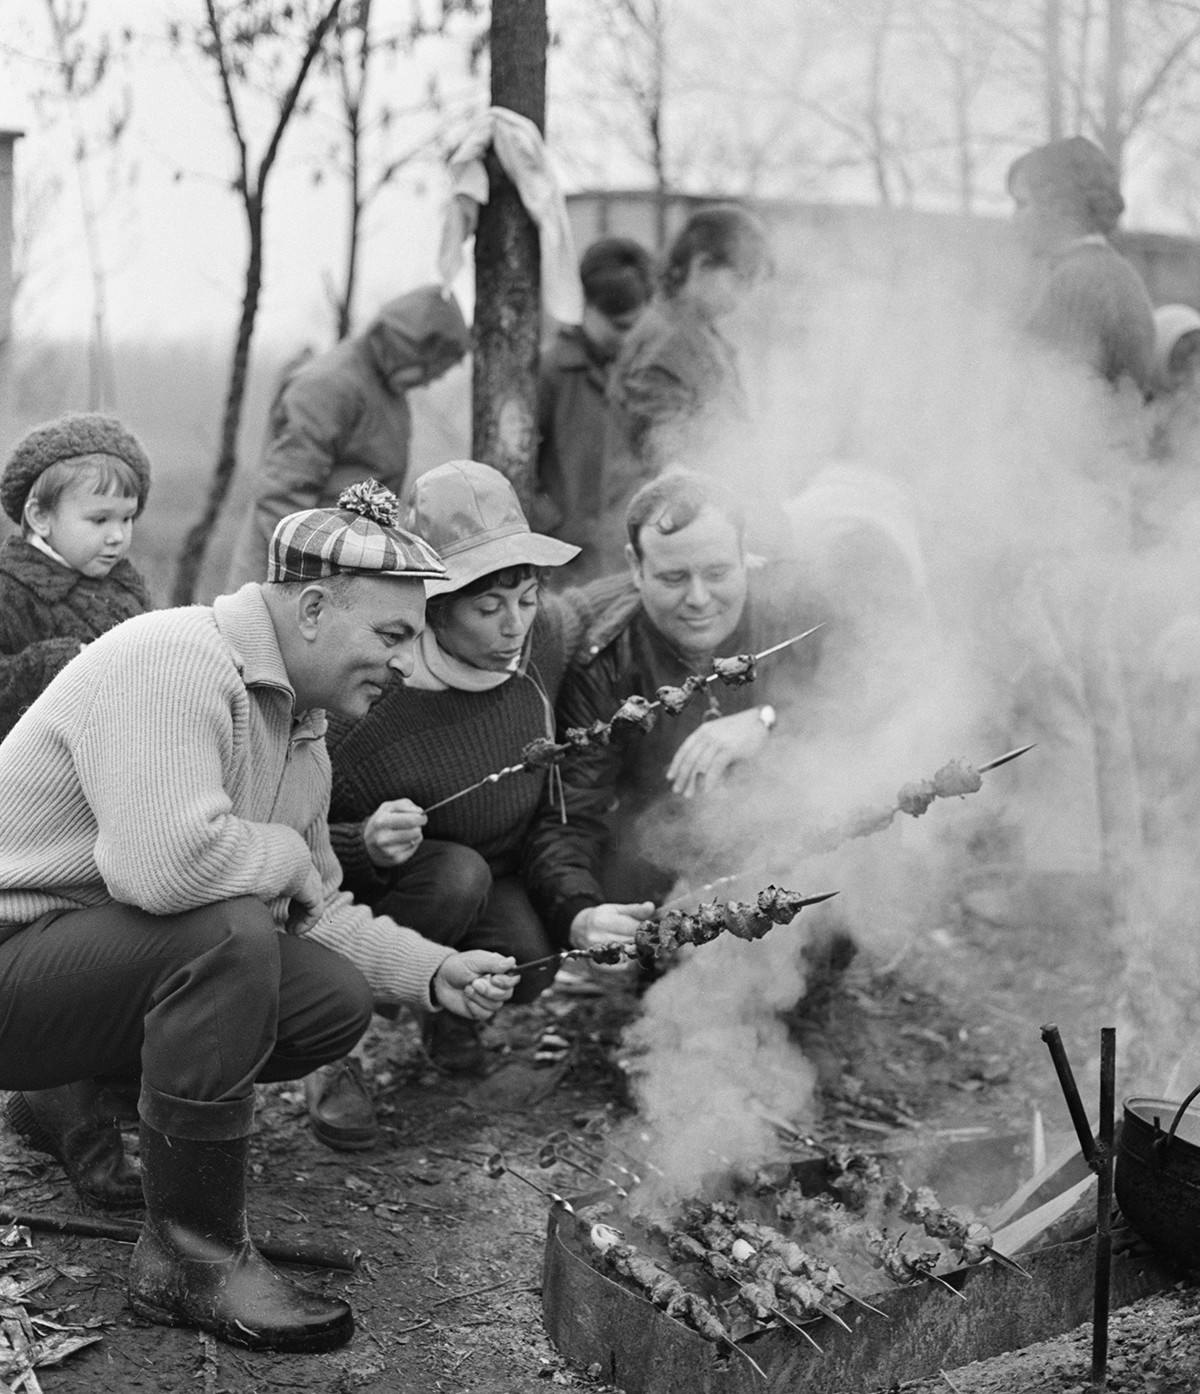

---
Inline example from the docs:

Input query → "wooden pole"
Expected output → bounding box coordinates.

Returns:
[1092,1026,1116,1388]
[471,0,547,511]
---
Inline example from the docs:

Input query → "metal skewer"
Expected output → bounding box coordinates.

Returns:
[507,892,840,975]
[537,1141,630,1199]
[548,1130,642,1186]
[423,760,528,814]
[646,623,826,713]
[725,1339,770,1382]
[757,1298,824,1351]
[422,626,825,816]
[976,742,1036,774]
[484,1152,575,1214]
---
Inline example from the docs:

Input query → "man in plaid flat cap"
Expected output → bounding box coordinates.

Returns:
[0,480,517,1354]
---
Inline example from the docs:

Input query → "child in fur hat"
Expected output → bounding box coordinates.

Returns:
[0,413,152,740]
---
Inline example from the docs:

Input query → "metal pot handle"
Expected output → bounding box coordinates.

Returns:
[1157,1083,1200,1157]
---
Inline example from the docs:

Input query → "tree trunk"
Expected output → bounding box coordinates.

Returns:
[170,196,264,605]
[471,0,547,511]
[338,107,362,340]
[1044,0,1064,140]
[1102,0,1125,172]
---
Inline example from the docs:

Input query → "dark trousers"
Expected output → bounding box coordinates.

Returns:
[0,897,373,1139]
[369,841,556,1003]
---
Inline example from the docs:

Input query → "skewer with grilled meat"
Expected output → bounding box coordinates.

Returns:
[520,736,572,770]
[797,747,1032,859]
[898,1184,1028,1275]
[711,653,757,685]
[585,1225,769,1378]
[677,1204,851,1330]
[506,886,838,978]
[655,673,706,715]
[610,694,658,735]
[863,1227,940,1284]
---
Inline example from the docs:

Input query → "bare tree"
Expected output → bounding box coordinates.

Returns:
[169,0,343,606]
[38,0,132,410]
[472,0,547,508]
[316,0,483,340]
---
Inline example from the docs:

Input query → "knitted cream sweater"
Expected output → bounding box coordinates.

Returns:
[0,584,451,1007]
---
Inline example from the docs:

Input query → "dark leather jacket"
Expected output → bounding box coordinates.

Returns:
[522,567,821,943]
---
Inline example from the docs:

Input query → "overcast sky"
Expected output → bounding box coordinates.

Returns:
[1,0,485,346]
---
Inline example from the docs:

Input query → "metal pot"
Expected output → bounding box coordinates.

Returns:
[1114,1088,1200,1268]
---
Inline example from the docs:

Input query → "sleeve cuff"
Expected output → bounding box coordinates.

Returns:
[549,894,602,949]
[327,821,388,897]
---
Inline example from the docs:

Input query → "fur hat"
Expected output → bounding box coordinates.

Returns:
[2,413,152,523]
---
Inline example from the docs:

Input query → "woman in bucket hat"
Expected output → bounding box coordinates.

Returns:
[305,460,585,1148]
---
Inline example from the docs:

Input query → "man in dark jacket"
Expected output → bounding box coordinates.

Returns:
[226,286,469,589]
[533,237,654,582]
[523,468,819,956]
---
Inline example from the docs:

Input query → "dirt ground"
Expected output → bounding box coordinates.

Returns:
[0,898,1196,1394]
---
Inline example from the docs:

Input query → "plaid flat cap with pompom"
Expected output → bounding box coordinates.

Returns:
[1,412,152,523]
[268,478,447,583]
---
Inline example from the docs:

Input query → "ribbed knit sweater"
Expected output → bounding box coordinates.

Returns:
[327,599,571,892]
[0,534,151,741]
[0,584,452,1008]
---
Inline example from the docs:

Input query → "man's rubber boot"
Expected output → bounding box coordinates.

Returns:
[5,1081,142,1209]
[128,1122,354,1353]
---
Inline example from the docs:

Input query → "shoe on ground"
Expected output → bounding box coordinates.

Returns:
[422,1013,486,1076]
[303,1058,378,1152]
[5,1081,143,1209]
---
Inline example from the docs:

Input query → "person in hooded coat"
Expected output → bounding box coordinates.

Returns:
[225,286,470,590]
[1007,136,1155,394]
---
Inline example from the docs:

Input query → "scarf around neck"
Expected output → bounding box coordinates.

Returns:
[407,626,520,693]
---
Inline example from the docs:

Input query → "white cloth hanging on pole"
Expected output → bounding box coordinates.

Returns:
[437,106,584,326]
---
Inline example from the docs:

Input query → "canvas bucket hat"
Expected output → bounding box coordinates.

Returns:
[407,460,579,596]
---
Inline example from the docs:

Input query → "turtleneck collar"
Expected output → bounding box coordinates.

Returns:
[406,626,521,693]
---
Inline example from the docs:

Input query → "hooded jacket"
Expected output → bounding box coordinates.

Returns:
[226,286,469,589]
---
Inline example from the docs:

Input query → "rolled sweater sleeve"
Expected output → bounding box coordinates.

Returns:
[71,630,314,916]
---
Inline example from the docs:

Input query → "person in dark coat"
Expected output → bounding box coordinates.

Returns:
[0,413,152,742]
[596,206,769,575]
[533,236,654,582]
[226,286,469,589]
[523,468,820,960]
[1007,136,1155,393]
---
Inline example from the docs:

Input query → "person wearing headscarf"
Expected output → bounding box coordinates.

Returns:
[1007,136,1155,392]
[309,461,582,1146]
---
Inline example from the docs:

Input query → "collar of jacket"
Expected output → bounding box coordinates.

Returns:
[573,567,764,667]
[0,533,142,603]
[574,572,643,664]
[213,584,327,740]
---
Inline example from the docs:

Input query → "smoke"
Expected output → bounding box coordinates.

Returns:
[617,210,1200,1193]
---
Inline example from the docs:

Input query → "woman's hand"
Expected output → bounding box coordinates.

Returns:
[362,799,426,867]
[433,951,519,1020]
